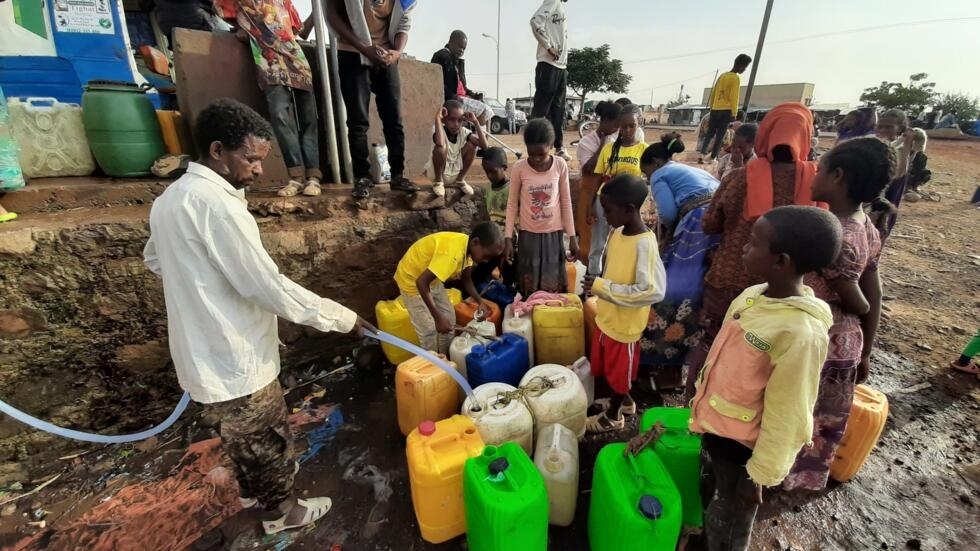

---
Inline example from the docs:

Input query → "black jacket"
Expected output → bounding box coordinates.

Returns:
[431,46,472,102]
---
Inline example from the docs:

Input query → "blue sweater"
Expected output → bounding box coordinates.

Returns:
[650,162,720,227]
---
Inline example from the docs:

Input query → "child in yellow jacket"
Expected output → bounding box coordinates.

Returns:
[689,205,842,551]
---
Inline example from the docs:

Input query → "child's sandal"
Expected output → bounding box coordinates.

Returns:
[586,412,625,434]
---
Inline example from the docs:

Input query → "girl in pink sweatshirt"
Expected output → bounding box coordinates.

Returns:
[504,119,579,296]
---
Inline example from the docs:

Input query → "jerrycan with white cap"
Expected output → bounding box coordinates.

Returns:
[533,423,579,527]
[519,364,588,438]
[449,320,497,382]
[502,304,534,367]
[462,382,534,455]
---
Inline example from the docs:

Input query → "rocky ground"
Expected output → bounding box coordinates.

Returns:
[1,129,977,550]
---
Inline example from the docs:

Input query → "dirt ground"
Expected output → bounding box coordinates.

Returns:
[2,129,978,551]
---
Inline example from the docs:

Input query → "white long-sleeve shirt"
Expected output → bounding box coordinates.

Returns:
[530,0,568,69]
[143,163,358,404]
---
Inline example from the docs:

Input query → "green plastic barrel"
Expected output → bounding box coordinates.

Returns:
[463,443,548,551]
[589,443,682,551]
[641,407,703,528]
[82,81,164,177]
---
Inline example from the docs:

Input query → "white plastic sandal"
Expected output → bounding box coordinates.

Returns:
[262,496,332,535]
[302,179,321,196]
[278,180,304,197]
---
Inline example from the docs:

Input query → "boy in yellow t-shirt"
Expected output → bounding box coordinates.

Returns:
[395,222,504,354]
[583,174,666,433]
[586,104,648,277]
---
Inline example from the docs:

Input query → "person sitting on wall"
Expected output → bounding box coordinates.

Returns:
[936,110,958,129]
[431,31,494,130]
[423,100,489,197]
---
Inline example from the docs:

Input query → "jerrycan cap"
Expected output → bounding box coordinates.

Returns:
[638,495,663,520]
[488,457,510,476]
[418,420,436,436]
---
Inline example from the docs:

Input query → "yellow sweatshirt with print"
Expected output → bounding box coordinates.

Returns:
[688,284,833,487]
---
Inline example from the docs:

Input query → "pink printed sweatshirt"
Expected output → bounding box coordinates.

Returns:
[504,155,576,238]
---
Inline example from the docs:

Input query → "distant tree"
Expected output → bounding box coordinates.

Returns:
[933,92,980,132]
[566,45,631,110]
[859,72,936,113]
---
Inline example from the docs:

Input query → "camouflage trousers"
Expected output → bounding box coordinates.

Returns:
[206,379,295,510]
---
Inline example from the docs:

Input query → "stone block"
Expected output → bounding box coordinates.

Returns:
[114,340,172,375]
[0,309,46,339]
[0,229,35,255]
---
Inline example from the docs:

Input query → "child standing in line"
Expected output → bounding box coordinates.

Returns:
[716,123,758,181]
[587,104,649,278]
[576,100,622,257]
[394,222,504,355]
[782,137,895,490]
[689,205,842,551]
[906,128,931,194]
[504,119,579,295]
[472,147,516,290]
[583,174,666,433]
[424,100,489,197]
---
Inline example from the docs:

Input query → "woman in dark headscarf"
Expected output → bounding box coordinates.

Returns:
[835,107,877,143]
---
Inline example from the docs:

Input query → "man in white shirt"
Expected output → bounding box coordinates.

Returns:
[143,99,373,535]
[530,0,569,160]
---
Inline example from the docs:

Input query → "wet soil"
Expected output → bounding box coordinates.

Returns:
[2,131,978,550]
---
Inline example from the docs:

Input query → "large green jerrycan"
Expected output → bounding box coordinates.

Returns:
[641,406,704,528]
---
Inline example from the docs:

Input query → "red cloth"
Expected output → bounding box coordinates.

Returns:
[744,102,822,220]
[590,329,640,395]
[456,75,467,98]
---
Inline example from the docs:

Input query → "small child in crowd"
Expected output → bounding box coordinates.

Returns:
[950,328,980,376]
[689,205,843,551]
[782,137,895,490]
[472,147,516,289]
[424,100,489,197]
[576,100,622,269]
[504,119,579,295]
[716,123,758,180]
[587,104,648,277]
[906,128,931,194]
[583,174,666,432]
[394,222,503,355]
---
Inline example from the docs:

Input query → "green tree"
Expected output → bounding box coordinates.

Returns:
[934,92,979,132]
[567,45,632,110]
[859,72,936,113]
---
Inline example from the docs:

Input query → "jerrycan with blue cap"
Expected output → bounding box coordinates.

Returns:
[463,442,548,551]
[588,443,682,551]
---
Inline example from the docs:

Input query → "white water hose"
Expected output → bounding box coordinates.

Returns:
[0,331,472,443]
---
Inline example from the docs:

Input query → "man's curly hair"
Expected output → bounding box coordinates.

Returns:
[194,98,274,154]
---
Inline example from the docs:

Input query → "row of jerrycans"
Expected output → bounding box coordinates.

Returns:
[405,408,695,549]
[406,416,575,547]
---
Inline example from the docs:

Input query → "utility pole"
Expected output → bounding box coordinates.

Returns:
[496,0,501,99]
[742,0,775,116]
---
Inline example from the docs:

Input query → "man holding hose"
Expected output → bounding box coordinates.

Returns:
[143,99,375,535]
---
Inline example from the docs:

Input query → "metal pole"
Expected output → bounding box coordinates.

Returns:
[311,0,341,184]
[328,33,354,183]
[741,0,774,116]
[496,0,501,99]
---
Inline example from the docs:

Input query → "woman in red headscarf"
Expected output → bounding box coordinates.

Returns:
[684,102,823,396]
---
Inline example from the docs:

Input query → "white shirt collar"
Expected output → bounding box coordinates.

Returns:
[186,162,247,203]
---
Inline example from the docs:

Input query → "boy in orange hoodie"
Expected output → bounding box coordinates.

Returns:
[689,205,842,551]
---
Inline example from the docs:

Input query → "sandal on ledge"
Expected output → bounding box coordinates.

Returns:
[277,180,304,197]
[302,179,321,196]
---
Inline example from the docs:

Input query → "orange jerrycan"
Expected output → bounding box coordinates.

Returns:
[532,294,584,366]
[396,354,463,436]
[377,289,463,365]
[455,298,503,334]
[407,415,486,543]
[830,384,889,482]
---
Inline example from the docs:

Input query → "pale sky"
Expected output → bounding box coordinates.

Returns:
[295,0,980,108]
